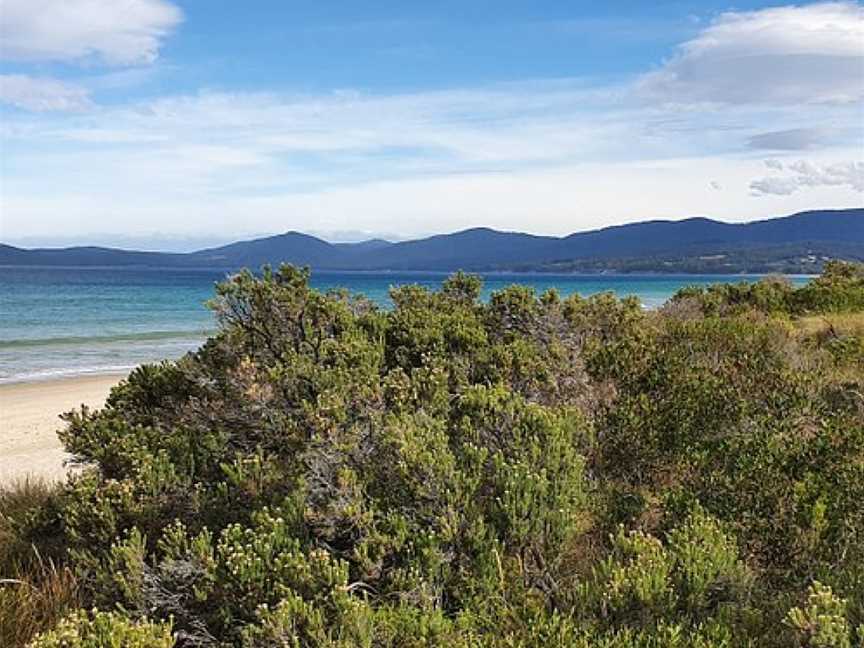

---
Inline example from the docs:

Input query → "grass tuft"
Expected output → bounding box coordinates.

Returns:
[0,478,79,647]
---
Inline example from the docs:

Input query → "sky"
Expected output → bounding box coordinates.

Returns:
[0,0,862,249]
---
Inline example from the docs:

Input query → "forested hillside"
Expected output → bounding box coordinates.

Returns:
[2,263,864,647]
[3,208,862,273]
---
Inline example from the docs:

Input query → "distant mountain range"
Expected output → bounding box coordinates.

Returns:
[2,209,862,274]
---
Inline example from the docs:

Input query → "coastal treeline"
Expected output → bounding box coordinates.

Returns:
[2,262,864,647]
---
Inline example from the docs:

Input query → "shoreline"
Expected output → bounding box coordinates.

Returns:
[0,372,125,485]
[0,367,136,387]
[0,264,819,277]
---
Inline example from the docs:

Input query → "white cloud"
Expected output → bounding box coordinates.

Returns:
[751,159,864,195]
[638,2,864,105]
[748,128,835,150]
[0,74,92,111]
[1,3,862,237]
[1,79,862,238]
[5,85,647,164]
[0,0,182,65]
[4,141,863,239]
[749,176,802,196]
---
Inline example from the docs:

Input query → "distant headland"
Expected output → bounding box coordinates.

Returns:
[2,208,862,274]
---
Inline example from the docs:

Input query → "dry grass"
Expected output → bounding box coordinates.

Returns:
[0,556,80,647]
[790,313,864,391]
[0,478,79,647]
[1,478,56,564]
[793,312,864,339]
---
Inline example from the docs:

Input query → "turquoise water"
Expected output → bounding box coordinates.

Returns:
[0,267,808,383]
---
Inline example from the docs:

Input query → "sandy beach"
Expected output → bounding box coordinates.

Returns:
[0,374,123,485]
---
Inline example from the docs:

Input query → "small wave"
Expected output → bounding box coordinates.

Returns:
[0,364,139,385]
[0,329,213,349]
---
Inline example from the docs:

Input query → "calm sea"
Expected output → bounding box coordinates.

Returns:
[0,267,809,384]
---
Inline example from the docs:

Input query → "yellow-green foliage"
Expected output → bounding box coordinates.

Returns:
[3,263,863,647]
[27,610,173,648]
[671,260,864,316]
[785,582,851,648]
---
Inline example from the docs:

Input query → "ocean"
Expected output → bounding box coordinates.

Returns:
[0,267,809,384]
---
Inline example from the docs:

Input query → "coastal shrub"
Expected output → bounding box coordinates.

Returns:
[2,263,863,646]
[572,509,750,633]
[792,261,864,314]
[784,582,854,648]
[27,610,173,648]
[670,261,864,316]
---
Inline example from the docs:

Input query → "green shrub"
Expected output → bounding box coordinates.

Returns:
[784,582,852,648]
[27,610,173,648]
[671,262,864,316]
[5,263,863,646]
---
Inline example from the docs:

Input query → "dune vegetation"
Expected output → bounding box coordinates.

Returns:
[2,261,863,647]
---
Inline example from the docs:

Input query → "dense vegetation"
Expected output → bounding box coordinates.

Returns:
[2,262,864,647]
[521,243,864,275]
[675,261,864,316]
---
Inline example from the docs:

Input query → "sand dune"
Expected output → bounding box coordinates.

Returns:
[0,374,122,485]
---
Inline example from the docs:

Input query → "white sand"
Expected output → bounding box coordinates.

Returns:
[0,374,123,485]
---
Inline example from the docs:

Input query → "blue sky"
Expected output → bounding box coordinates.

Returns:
[0,1,862,248]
